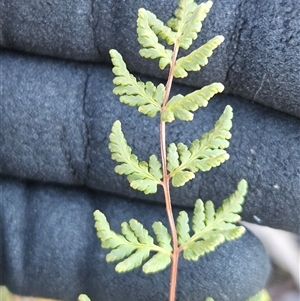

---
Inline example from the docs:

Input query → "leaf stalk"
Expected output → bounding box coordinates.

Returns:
[160,43,180,301]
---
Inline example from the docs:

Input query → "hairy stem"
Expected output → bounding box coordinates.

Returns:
[160,44,180,301]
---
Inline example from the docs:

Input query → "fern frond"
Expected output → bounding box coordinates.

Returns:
[169,106,233,187]
[179,180,247,261]
[161,83,224,122]
[110,49,164,117]
[109,120,162,194]
[168,0,213,50]
[94,210,172,273]
[137,8,173,69]
[174,35,225,78]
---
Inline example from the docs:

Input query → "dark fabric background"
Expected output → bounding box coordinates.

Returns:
[1,0,299,300]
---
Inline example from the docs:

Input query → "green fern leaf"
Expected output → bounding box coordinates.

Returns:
[215,179,247,223]
[110,49,164,117]
[178,180,247,261]
[106,244,136,262]
[121,221,139,244]
[247,289,271,301]
[167,143,180,172]
[129,219,154,245]
[169,106,233,187]
[172,170,195,187]
[169,1,213,50]
[168,0,197,32]
[138,8,176,46]
[174,35,225,78]
[94,210,128,249]
[204,201,215,226]
[161,83,224,122]
[192,198,205,233]
[78,295,91,301]
[94,210,172,274]
[152,221,173,252]
[142,252,172,273]
[176,211,191,245]
[116,248,151,272]
[149,154,163,181]
[109,120,162,194]
[137,8,173,69]
[183,234,225,260]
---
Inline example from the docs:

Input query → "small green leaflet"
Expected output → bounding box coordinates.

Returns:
[203,288,271,301]
[138,8,176,46]
[137,8,173,69]
[109,120,162,194]
[174,35,225,78]
[167,105,233,187]
[168,0,213,50]
[161,82,224,122]
[247,289,272,301]
[110,49,165,117]
[94,210,172,274]
[176,180,247,261]
[78,295,91,301]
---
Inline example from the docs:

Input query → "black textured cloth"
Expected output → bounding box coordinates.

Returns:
[1,50,299,232]
[0,177,270,301]
[1,0,299,117]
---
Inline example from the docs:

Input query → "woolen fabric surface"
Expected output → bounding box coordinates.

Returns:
[1,176,271,301]
[1,50,299,233]
[1,0,299,117]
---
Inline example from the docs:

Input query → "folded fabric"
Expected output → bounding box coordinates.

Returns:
[0,176,271,301]
[1,50,299,233]
[1,0,299,117]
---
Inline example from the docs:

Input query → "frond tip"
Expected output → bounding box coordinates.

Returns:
[94,210,172,274]
[176,179,247,261]
[109,120,162,194]
[137,8,173,69]
[168,0,213,50]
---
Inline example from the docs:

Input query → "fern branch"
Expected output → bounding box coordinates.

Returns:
[176,180,247,261]
[168,105,233,187]
[161,83,224,122]
[109,120,162,194]
[174,35,225,78]
[94,210,172,273]
[168,0,213,50]
[110,49,165,117]
[137,8,173,69]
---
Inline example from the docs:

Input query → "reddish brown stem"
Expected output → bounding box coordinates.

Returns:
[160,44,180,301]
